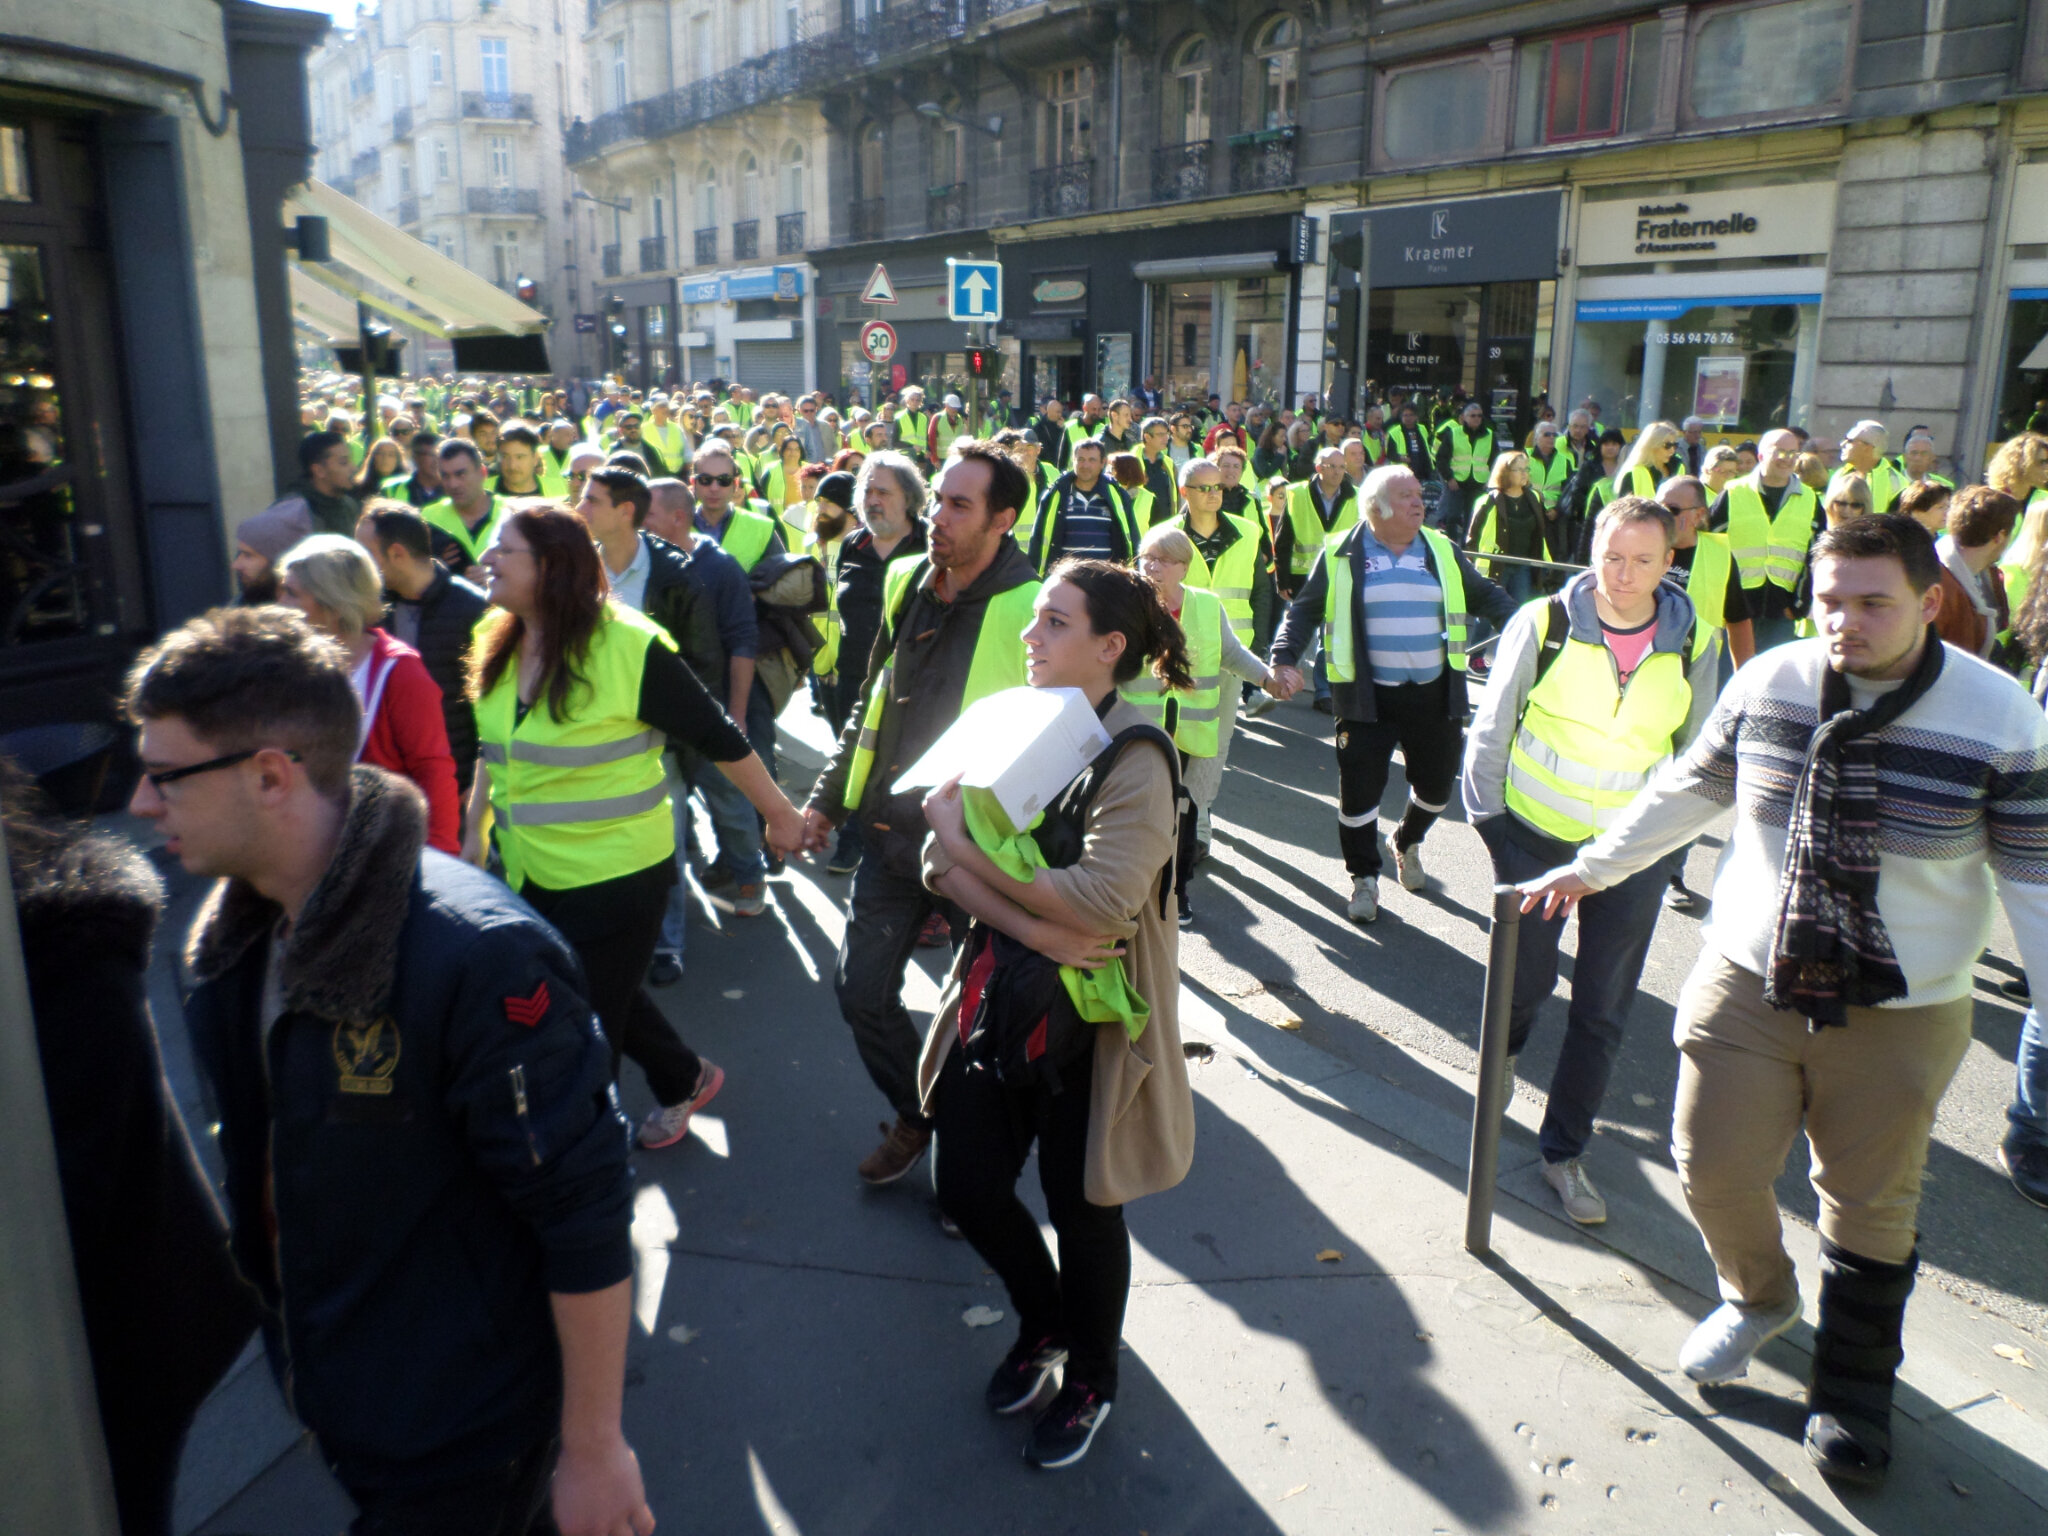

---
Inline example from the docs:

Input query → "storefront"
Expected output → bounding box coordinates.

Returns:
[675,263,811,394]
[816,243,999,407]
[998,214,1306,412]
[1567,179,1834,439]
[1321,194,1560,444]
[601,276,675,391]
[1992,162,2048,444]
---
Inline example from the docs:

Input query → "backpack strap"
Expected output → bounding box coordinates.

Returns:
[1066,724,1186,921]
[1531,594,1570,691]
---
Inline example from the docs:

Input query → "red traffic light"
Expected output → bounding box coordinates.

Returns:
[966,347,990,378]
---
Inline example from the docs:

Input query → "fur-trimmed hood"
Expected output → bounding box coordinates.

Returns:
[13,828,164,970]
[185,766,427,1024]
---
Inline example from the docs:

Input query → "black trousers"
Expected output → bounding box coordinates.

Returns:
[347,1437,559,1536]
[522,862,701,1105]
[932,1045,1130,1398]
[835,852,962,1124]
[1334,684,1466,879]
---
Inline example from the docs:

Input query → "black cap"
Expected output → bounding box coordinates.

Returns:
[816,470,858,508]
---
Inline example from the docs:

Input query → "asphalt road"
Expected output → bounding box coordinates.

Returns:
[1177,686,2048,1344]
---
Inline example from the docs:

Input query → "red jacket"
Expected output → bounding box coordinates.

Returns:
[358,628,461,853]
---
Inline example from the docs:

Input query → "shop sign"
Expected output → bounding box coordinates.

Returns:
[1578,182,1836,266]
[1033,275,1087,308]
[1363,192,1562,287]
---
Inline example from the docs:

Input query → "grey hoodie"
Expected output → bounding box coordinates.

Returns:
[1461,569,1719,837]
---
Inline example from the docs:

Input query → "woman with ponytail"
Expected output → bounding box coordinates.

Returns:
[916,557,1196,1471]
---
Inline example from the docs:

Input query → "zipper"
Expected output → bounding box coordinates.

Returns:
[510,1065,541,1168]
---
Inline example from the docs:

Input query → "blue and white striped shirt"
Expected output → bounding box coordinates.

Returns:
[1355,527,1446,686]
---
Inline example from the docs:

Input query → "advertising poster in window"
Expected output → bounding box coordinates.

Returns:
[1693,356,1745,427]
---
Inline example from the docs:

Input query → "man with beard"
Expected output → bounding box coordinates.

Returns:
[231,500,313,604]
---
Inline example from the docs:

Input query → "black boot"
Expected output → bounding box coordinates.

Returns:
[1804,1238,1917,1485]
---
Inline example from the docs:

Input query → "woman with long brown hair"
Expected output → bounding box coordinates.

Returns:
[917,558,1196,1471]
[465,505,807,1147]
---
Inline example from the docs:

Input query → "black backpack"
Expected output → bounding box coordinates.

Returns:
[959,725,1186,1093]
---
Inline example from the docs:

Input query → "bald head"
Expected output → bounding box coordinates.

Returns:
[1757,428,1799,486]
[646,477,694,546]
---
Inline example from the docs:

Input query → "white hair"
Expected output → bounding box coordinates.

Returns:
[1360,463,1419,518]
[1177,454,1222,487]
[1846,419,1889,450]
[1568,409,1593,428]
[852,449,927,516]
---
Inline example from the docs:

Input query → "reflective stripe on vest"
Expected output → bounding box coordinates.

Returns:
[1120,586,1225,756]
[841,562,1041,809]
[1470,492,1553,579]
[1322,525,1468,685]
[1439,423,1492,483]
[1168,511,1260,642]
[1035,478,1139,574]
[932,412,970,462]
[1723,475,1818,593]
[1285,481,1359,575]
[1504,609,1691,844]
[474,603,675,891]
[899,411,931,454]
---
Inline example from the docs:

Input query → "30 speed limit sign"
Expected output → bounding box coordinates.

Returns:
[859,320,898,365]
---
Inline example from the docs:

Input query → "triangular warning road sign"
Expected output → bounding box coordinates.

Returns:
[861,263,899,305]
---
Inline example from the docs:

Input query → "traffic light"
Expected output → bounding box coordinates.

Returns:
[515,273,539,304]
[966,346,991,378]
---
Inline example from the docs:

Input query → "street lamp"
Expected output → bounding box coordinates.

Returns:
[915,101,1002,138]
[572,189,634,212]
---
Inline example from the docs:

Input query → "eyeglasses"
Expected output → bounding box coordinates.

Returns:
[568,470,591,484]
[143,747,300,792]
[694,473,735,487]
[1830,499,1870,512]
[1183,483,1223,495]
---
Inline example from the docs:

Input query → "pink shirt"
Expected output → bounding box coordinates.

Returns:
[1601,618,1658,686]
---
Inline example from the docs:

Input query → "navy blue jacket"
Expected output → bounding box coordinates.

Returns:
[180,768,633,1492]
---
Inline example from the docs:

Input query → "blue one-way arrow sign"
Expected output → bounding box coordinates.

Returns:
[947,258,1002,323]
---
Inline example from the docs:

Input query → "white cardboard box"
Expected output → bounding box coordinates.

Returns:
[892,686,1112,834]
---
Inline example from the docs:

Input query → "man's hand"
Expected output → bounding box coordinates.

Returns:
[1518,867,1595,920]
[764,804,809,858]
[1270,665,1305,700]
[799,807,835,855]
[551,1433,655,1536]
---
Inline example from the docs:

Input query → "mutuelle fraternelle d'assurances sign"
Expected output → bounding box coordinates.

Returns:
[1362,192,1564,288]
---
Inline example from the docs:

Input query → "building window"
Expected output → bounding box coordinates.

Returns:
[690,15,712,80]
[1255,16,1300,131]
[781,140,804,212]
[434,139,450,181]
[1381,57,1492,164]
[931,123,963,187]
[733,0,757,62]
[480,37,509,98]
[489,136,512,186]
[611,39,628,110]
[1570,296,1818,437]
[697,163,718,229]
[738,153,759,219]
[1171,37,1210,145]
[399,161,412,193]
[780,0,801,46]
[858,123,885,198]
[429,48,444,87]
[1047,65,1093,164]
[650,186,666,239]
[1514,20,1662,147]
[1689,0,1853,122]
[493,231,520,286]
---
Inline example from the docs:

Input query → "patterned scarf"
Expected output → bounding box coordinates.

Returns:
[1765,630,1945,1027]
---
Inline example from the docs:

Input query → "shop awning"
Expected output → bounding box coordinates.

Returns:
[284,179,549,370]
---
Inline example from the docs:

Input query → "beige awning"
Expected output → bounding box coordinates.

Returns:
[285,179,546,339]
[289,262,361,342]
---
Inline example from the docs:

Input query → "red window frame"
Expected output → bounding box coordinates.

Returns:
[1544,24,1630,143]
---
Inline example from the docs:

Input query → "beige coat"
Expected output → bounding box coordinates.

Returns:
[917,698,1196,1206]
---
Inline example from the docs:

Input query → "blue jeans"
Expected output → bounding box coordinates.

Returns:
[660,747,764,953]
[2009,1007,2048,1154]
[1491,831,1680,1165]
[744,674,778,782]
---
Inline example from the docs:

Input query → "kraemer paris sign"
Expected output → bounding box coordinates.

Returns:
[1364,191,1562,288]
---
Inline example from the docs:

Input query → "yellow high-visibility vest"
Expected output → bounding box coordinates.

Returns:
[1723,474,1819,594]
[1323,525,1469,684]
[1284,480,1359,576]
[1120,585,1224,756]
[1165,510,1261,642]
[422,494,508,566]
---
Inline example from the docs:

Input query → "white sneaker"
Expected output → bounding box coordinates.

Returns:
[1394,842,1427,892]
[1679,1294,1802,1384]
[1346,877,1379,925]
[1541,1156,1607,1224]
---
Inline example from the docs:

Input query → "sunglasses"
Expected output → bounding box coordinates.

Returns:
[694,473,735,487]
[144,747,301,792]
[1183,483,1223,494]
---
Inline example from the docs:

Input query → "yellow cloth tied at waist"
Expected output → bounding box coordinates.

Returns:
[959,787,1149,1044]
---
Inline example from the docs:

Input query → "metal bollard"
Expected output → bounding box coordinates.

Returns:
[1464,883,1523,1257]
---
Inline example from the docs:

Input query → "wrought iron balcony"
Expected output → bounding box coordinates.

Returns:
[733,219,760,260]
[565,0,978,166]
[1229,127,1296,194]
[462,92,536,122]
[1151,142,1210,204]
[1029,159,1093,219]
[927,182,967,232]
[397,196,419,226]
[776,210,806,254]
[352,148,381,181]
[639,235,667,272]
[694,226,718,265]
[466,186,541,215]
[601,243,622,277]
[847,197,885,243]
[391,106,413,140]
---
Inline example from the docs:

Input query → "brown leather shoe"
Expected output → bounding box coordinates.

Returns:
[858,1117,932,1185]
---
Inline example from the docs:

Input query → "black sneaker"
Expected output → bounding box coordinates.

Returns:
[827,840,862,876]
[647,951,683,986]
[699,859,736,894]
[2000,1141,2048,1208]
[985,1334,1068,1415]
[1024,1381,1112,1469]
